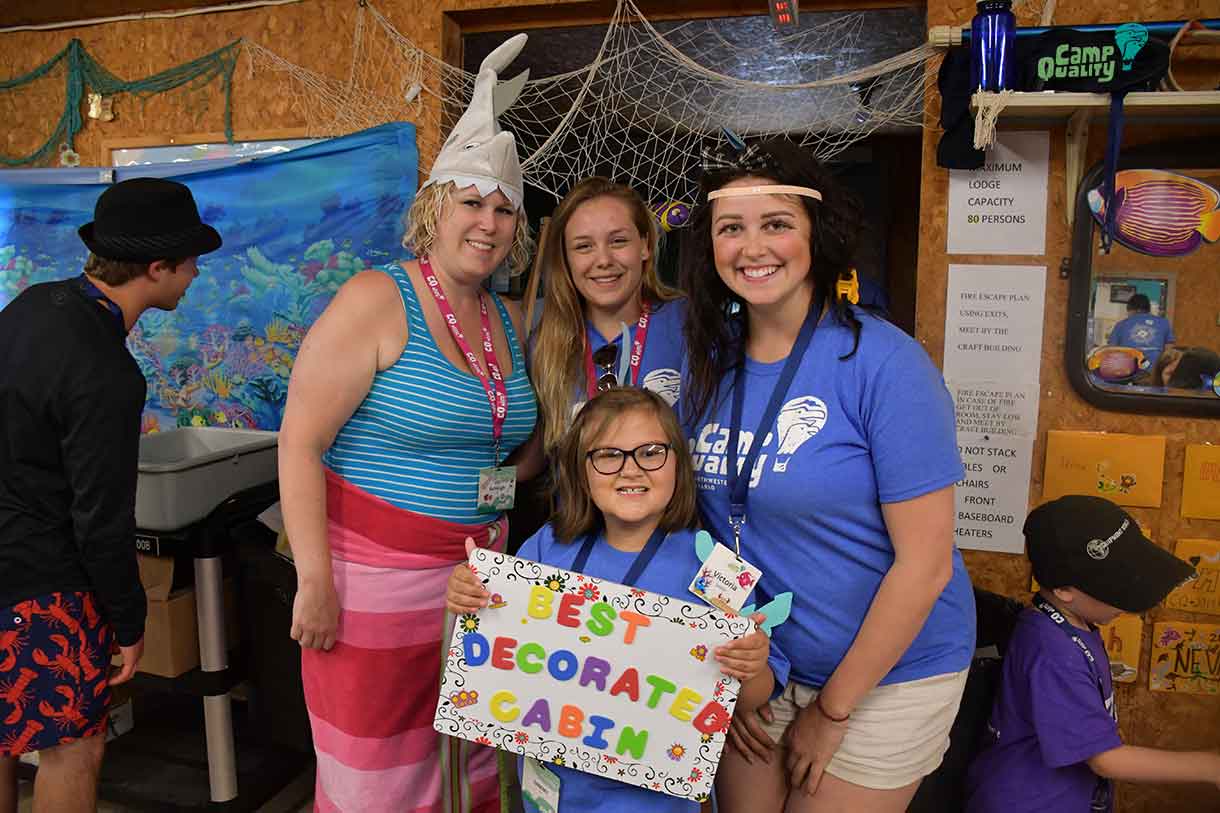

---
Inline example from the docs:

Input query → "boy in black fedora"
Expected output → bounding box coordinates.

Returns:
[0,177,220,813]
[966,495,1219,812]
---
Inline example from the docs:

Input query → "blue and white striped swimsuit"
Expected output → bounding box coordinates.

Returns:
[323,263,537,524]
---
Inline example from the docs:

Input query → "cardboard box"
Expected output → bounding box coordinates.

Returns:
[118,554,240,678]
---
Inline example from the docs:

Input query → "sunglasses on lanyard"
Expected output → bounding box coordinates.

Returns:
[592,344,619,392]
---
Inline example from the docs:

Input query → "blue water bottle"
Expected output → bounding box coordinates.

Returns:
[970,0,1016,91]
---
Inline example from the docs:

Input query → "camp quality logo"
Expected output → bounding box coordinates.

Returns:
[690,396,828,485]
[1037,43,1119,83]
[1036,23,1148,85]
[641,368,681,406]
[774,397,828,472]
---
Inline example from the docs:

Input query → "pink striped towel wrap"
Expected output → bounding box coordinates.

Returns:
[303,469,506,813]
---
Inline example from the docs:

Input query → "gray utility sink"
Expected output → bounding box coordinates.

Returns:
[137,427,279,531]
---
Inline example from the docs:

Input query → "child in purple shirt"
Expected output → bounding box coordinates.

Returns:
[966,496,1218,812]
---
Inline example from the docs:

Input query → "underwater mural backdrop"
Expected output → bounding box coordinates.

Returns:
[0,123,418,432]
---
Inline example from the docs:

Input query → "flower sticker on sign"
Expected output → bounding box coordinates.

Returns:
[434,548,751,801]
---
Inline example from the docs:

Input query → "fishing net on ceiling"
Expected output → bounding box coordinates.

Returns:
[244,0,938,205]
[0,39,241,167]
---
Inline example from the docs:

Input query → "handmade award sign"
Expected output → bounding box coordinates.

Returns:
[434,548,751,801]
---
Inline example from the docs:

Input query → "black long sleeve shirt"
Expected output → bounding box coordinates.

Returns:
[0,277,147,645]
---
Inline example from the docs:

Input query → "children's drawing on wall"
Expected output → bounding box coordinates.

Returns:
[1165,539,1220,616]
[1096,462,1137,496]
[1150,622,1220,695]
[1181,445,1220,520]
[0,123,418,431]
[1042,430,1166,508]
[1100,613,1142,684]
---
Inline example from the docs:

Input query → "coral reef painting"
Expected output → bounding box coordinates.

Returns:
[0,123,417,431]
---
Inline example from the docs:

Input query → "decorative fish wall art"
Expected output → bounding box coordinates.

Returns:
[1087,169,1220,257]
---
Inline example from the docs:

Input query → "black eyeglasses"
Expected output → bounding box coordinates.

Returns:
[586,443,672,475]
[592,344,619,392]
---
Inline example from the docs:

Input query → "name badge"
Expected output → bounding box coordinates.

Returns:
[476,465,517,513]
[521,757,561,813]
[689,541,763,614]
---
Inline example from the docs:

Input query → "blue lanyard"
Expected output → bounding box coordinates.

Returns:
[1032,596,1107,698]
[571,527,666,588]
[76,274,126,334]
[726,295,823,555]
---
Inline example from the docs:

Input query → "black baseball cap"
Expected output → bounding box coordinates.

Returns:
[1025,495,1196,612]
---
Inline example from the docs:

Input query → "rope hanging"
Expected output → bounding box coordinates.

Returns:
[0,38,241,167]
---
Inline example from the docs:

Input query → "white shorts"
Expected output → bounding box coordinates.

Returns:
[759,669,969,790]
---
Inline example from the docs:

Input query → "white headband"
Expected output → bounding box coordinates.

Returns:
[708,184,822,202]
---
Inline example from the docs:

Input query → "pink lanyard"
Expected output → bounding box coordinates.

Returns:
[420,257,508,460]
[583,303,652,399]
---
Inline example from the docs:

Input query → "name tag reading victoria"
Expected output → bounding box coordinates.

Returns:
[435,548,751,801]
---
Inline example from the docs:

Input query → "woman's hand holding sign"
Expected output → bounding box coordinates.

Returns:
[447,537,490,615]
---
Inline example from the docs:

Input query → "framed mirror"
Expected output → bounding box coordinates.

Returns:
[1067,140,1220,416]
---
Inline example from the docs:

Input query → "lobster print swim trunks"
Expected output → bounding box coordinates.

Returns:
[0,592,114,756]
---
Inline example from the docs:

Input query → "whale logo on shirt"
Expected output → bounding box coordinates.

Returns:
[1130,324,1155,343]
[642,368,681,406]
[774,396,828,472]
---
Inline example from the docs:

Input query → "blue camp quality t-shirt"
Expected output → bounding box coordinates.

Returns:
[684,312,975,688]
[516,523,790,812]
[1108,313,1174,365]
[584,298,687,408]
[965,609,1121,813]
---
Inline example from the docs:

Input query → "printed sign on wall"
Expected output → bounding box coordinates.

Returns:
[1165,539,1220,616]
[434,549,750,801]
[1150,622,1220,695]
[944,264,1047,553]
[1042,431,1166,508]
[947,131,1050,255]
[1182,445,1220,520]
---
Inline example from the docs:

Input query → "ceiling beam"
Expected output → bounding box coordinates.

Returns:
[447,0,923,33]
[0,0,258,28]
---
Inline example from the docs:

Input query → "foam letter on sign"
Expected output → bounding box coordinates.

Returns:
[528,585,554,620]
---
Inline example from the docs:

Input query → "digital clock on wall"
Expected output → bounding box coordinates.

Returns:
[769,0,799,27]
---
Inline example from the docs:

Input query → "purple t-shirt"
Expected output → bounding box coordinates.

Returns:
[966,608,1122,813]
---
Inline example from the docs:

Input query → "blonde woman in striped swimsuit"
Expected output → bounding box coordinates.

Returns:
[278,35,540,812]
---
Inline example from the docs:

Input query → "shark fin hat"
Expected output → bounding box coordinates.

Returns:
[420,33,529,210]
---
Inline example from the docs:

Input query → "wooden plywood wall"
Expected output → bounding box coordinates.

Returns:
[920,1,1220,811]
[4,0,1220,809]
[0,0,583,168]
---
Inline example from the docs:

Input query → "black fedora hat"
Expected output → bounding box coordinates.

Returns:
[79,177,222,263]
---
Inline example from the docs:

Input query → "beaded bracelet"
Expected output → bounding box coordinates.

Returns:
[814,693,851,723]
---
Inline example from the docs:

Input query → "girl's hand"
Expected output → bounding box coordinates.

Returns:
[728,702,778,765]
[446,537,489,615]
[714,613,769,682]
[783,699,848,797]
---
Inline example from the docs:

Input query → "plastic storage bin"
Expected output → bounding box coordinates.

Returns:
[137,428,279,531]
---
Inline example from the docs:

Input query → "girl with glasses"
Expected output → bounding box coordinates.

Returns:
[528,178,688,457]
[447,388,789,812]
[681,138,975,813]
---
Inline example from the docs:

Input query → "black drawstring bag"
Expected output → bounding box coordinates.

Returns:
[1018,27,1169,93]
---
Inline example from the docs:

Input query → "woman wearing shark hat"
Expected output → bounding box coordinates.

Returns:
[278,34,537,812]
[679,137,975,812]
